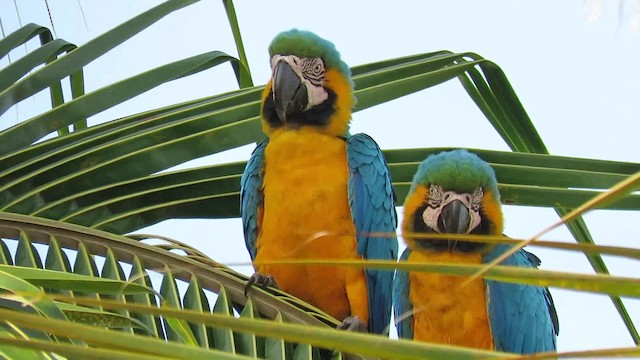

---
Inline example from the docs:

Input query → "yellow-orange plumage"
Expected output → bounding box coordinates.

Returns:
[244,29,398,334]
[402,184,494,349]
[394,149,558,353]
[480,189,503,234]
[255,127,368,323]
[407,250,493,349]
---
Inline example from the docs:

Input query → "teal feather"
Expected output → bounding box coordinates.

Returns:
[242,30,397,335]
[485,245,559,353]
[240,134,398,335]
[393,248,413,339]
[240,140,267,259]
[393,149,558,353]
[347,133,398,335]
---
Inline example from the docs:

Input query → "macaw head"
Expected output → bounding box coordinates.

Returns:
[261,29,355,137]
[402,149,503,253]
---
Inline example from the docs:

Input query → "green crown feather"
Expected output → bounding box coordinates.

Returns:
[269,29,352,84]
[411,149,500,201]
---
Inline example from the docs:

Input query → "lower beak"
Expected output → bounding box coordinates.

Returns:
[439,200,471,234]
[272,61,308,123]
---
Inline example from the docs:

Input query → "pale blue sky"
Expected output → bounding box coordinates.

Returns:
[1,0,639,354]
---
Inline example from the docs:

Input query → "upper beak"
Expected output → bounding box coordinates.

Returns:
[439,200,471,234]
[272,61,308,123]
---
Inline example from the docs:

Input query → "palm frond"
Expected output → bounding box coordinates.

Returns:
[0,0,638,356]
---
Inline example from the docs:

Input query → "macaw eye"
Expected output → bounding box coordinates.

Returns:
[302,58,325,86]
[427,184,443,208]
[470,187,483,211]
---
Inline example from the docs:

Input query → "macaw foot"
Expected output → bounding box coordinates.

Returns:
[329,316,368,360]
[244,272,279,296]
[336,315,367,332]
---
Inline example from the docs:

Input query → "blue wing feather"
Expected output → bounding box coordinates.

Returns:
[393,248,414,339]
[346,133,398,335]
[484,245,559,353]
[240,140,268,260]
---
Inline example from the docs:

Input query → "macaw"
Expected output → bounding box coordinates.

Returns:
[393,149,558,353]
[240,29,398,334]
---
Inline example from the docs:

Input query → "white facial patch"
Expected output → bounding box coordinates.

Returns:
[271,54,329,108]
[422,185,483,234]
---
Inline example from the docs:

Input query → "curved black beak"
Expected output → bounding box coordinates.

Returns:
[272,61,308,123]
[439,200,471,234]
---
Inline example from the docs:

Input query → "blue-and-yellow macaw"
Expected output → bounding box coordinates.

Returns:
[393,149,558,353]
[241,29,398,334]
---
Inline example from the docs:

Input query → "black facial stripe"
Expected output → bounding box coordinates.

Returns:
[470,211,491,235]
[413,203,433,234]
[306,75,323,86]
[411,202,492,253]
[262,87,336,128]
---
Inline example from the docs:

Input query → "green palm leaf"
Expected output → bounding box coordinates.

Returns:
[0,0,638,357]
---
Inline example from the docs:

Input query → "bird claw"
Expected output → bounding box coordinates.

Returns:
[244,272,279,296]
[336,315,368,332]
[332,316,368,360]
